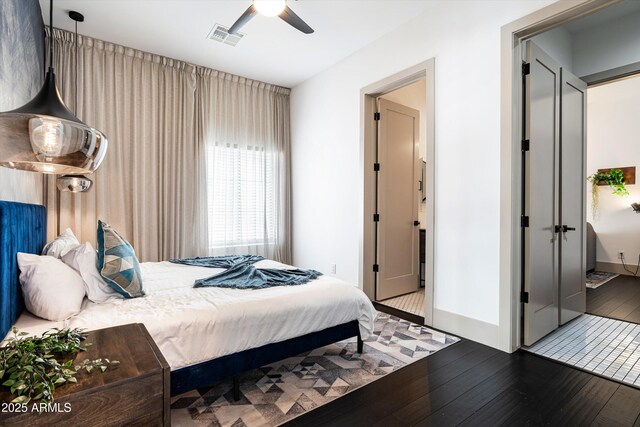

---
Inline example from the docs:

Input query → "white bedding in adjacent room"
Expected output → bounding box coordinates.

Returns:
[10,260,377,370]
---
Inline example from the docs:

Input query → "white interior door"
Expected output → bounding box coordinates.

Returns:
[523,41,561,346]
[376,98,420,301]
[559,69,587,325]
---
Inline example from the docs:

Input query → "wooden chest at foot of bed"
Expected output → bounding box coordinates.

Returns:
[0,323,170,427]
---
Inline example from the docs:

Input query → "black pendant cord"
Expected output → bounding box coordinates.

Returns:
[75,19,78,112]
[49,0,54,72]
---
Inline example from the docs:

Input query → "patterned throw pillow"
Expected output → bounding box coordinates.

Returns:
[96,220,144,298]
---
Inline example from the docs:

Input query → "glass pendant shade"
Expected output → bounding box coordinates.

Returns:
[0,68,107,174]
[56,174,93,192]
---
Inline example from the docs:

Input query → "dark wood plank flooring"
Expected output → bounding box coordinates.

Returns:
[284,304,640,427]
[587,274,640,323]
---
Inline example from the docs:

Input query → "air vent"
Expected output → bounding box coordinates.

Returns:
[207,24,244,46]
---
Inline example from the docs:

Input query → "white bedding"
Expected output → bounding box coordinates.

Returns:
[11,259,377,370]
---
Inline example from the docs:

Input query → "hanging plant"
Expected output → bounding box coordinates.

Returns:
[587,169,629,219]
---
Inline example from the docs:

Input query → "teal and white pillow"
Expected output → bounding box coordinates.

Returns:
[96,220,144,298]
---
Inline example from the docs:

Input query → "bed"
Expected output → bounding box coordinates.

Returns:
[0,201,376,397]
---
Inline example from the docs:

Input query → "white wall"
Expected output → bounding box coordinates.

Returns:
[290,0,554,347]
[573,10,640,78]
[530,26,574,72]
[587,75,640,266]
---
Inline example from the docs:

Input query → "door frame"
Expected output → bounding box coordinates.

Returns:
[360,58,435,325]
[501,0,621,351]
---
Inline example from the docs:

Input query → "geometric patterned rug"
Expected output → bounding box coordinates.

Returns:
[586,271,619,289]
[170,311,460,426]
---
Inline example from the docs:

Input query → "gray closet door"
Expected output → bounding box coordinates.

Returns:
[559,69,587,325]
[523,41,561,346]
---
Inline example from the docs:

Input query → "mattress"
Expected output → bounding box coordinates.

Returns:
[10,259,377,370]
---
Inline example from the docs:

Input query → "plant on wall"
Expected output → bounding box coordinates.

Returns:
[587,168,629,219]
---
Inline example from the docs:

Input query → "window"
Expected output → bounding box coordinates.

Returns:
[206,143,276,249]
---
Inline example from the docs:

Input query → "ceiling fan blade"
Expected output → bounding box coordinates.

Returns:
[278,5,314,34]
[228,4,257,34]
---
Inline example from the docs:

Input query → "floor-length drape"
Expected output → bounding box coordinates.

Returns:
[197,70,292,263]
[45,28,291,263]
[45,28,208,261]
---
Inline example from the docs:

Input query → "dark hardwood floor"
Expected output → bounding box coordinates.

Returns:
[587,274,640,323]
[284,304,640,427]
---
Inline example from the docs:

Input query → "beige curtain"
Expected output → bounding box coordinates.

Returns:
[45,28,291,263]
[197,70,292,263]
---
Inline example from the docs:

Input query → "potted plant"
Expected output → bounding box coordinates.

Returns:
[0,327,118,405]
[587,168,629,219]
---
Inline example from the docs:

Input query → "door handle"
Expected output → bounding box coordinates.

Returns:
[414,220,421,226]
[563,225,576,232]
[555,225,576,233]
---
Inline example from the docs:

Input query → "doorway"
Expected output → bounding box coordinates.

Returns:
[360,59,435,324]
[584,74,640,323]
[375,83,424,315]
[507,0,640,349]
[500,0,640,351]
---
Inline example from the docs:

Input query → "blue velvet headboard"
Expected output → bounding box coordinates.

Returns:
[0,201,46,339]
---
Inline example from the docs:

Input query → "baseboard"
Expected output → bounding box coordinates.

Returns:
[595,261,636,276]
[432,308,502,352]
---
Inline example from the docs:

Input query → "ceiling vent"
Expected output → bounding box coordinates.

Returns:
[207,24,244,46]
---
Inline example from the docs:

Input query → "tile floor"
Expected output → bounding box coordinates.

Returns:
[526,314,640,387]
[377,288,425,316]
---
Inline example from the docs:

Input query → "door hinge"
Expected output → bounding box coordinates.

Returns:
[521,139,530,151]
[522,63,530,76]
[373,264,379,272]
[374,163,380,171]
[374,112,381,121]
[521,291,529,303]
[521,216,529,228]
[373,213,380,222]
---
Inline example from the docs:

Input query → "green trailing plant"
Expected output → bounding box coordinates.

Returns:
[0,327,119,404]
[587,169,630,219]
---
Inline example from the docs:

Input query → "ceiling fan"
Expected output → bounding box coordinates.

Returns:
[228,0,314,35]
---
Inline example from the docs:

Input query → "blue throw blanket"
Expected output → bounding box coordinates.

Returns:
[169,255,265,269]
[168,255,322,289]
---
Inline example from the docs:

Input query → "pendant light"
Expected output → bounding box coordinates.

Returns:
[56,10,94,192]
[0,0,107,175]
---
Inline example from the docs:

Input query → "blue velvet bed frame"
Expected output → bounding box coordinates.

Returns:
[0,201,363,398]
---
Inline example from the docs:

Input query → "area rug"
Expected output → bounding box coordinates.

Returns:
[170,311,460,426]
[586,271,619,289]
[525,314,640,389]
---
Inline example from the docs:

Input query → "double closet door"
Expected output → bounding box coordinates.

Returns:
[523,41,587,346]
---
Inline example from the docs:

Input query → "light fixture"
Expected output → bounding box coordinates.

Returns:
[56,174,92,192]
[253,0,287,17]
[632,203,640,213]
[0,0,107,175]
[56,10,94,192]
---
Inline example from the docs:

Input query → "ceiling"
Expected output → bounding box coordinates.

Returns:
[39,0,432,88]
[564,0,640,33]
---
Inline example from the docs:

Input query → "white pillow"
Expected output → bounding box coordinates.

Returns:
[42,228,80,258]
[62,243,121,304]
[17,253,86,321]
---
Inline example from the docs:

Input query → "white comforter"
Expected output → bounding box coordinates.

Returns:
[14,260,377,370]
